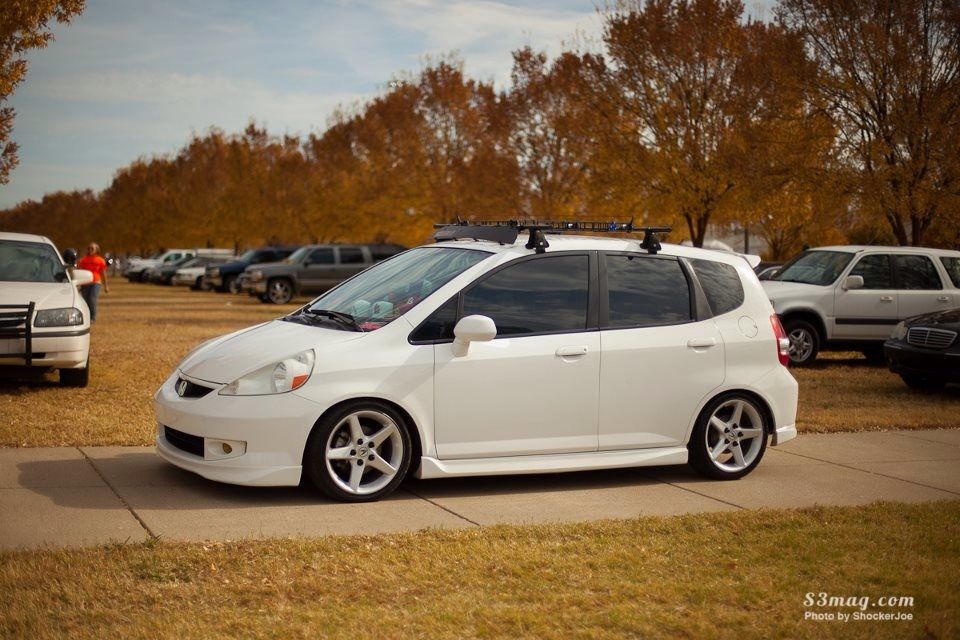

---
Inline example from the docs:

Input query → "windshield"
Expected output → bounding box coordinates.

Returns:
[0,240,66,283]
[773,250,854,286]
[237,249,258,262]
[302,247,491,331]
[285,246,311,263]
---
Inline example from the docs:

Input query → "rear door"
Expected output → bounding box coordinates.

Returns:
[894,254,953,320]
[598,252,723,449]
[833,253,899,338]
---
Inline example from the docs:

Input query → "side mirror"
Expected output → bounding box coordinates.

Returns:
[452,315,497,357]
[71,269,94,286]
[843,275,864,290]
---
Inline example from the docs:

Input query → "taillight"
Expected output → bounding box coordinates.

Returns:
[770,314,790,366]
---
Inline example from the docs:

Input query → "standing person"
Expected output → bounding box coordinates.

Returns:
[76,242,109,322]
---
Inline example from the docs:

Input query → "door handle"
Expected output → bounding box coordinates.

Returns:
[937,296,950,303]
[556,346,588,358]
[686,337,717,349]
[879,296,894,302]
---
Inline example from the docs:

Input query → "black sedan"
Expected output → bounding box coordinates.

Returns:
[884,308,960,390]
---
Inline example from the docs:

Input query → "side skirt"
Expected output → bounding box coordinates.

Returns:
[415,446,688,480]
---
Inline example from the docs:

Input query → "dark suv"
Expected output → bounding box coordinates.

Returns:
[206,246,299,293]
[243,243,406,304]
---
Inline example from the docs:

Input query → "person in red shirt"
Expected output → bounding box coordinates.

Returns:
[76,242,109,322]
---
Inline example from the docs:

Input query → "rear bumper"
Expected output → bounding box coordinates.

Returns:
[772,424,797,446]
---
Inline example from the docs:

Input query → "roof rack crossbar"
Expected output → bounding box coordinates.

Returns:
[432,219,672,254]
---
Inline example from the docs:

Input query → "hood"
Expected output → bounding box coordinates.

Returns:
[905,307,960,328]
[180,319,364,383]
[0,281,78,310]
[211,259,249,273]
[246,260,289,273]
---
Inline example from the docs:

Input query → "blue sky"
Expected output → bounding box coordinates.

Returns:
[4,0,775,209]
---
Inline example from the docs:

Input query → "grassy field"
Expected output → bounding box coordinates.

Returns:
[0,280,957,447]
[1,501,957,639]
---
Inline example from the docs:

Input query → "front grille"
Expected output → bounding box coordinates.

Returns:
[176,377,215,398]
[164,426,204,457]
[907,327,957,350]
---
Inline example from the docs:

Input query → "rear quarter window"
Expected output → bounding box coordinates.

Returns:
[691,259,744,316]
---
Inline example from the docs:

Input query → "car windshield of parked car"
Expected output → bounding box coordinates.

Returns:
[236,249,258,262]
[285,246,311,263]
[303,247,491,331]
[0,240,66,283]
[773,250,853,286]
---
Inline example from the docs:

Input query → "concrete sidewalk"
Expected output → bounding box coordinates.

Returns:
[1,429,958,550]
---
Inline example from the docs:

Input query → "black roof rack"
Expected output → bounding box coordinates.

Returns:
[432,219,672,254]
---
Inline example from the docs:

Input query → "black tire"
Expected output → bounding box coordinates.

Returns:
[258,294,271,303]
[303,400,413,502]
[59,361,89,388]
[223,275,238,294]
[138,271,149,283]
[266,278,294,304]
[900,374,947,391]
[688,393,768,480]
[190,277,202,290]
[783,318,820,366]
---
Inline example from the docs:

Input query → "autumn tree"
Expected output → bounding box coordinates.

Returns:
[779,0,960,246]
[0,0,85,183]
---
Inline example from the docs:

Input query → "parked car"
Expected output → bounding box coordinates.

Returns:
[172,256,234,290]
[763,246,960,365]
[151,255,232,286]
[144,254,196,284]
[755,262,783,281]
[0,232,93,386]
[884,308,960,390]
[245,243,406,304]
[206,246,299,293]
[125,249,197,282]
[155,223,798,502]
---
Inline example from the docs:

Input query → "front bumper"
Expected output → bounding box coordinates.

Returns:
[884,340,960,381]
[0,330,89,369]
[153,371,324,486]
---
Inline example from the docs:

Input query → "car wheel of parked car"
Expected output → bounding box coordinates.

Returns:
[223,275,239,294]
[304,402,413,502]
[688,393,768,480]
[784,319,819,366]
[59,360,89,388]
[900,373,947,391]
[267,278,294,304]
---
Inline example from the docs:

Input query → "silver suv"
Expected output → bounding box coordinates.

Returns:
[762,246,960,365]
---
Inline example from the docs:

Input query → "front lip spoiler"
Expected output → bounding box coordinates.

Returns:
[30,328,90,338]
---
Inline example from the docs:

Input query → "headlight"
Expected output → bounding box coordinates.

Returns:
[248,270,263,281]
[34,307,84,327]
[891,321,907,340]
[219,349,315,396]
[208,268,220,277]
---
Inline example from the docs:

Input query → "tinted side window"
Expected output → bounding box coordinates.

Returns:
[253,251,275,263]
[410,296,458,342]
[339,247,365,264]
[896,255,942,290]
[307,248,335,264]
[691,259,744,315]
[850,254,893,289]
[605,255,690,326]
[941,257,960,287]
[462,255,589,336]
[371,246,403,261]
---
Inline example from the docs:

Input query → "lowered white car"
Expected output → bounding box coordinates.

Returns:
[0,232,94,386]
[154,222,798,502]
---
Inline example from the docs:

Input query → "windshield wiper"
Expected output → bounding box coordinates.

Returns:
[300,308,363,332]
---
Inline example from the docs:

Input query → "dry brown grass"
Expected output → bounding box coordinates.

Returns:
[1,501,957,639]
[1,280,957,447]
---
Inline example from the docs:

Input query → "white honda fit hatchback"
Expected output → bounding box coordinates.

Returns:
[155,225,798,502]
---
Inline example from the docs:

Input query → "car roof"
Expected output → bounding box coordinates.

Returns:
[0,232,56,246]
[812,245,960,256]
[431,234,753,268]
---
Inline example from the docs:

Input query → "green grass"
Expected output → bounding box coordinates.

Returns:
[1,501,958,639]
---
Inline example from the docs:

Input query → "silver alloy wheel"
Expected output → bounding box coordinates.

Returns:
[787,327,814,363]
[324,410,403,496]
[705,398,764,472]
[268,279,292,304]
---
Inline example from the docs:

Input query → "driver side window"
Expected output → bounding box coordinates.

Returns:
[849,254,893,289]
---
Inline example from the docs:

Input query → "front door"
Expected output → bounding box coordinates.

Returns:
[300,247,336,292]
[834,253,899,338]
[434,253,600,459]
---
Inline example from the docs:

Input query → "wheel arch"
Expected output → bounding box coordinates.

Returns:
[301,396,424,476]
[778,308,827,343]
[685,387,779,445]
